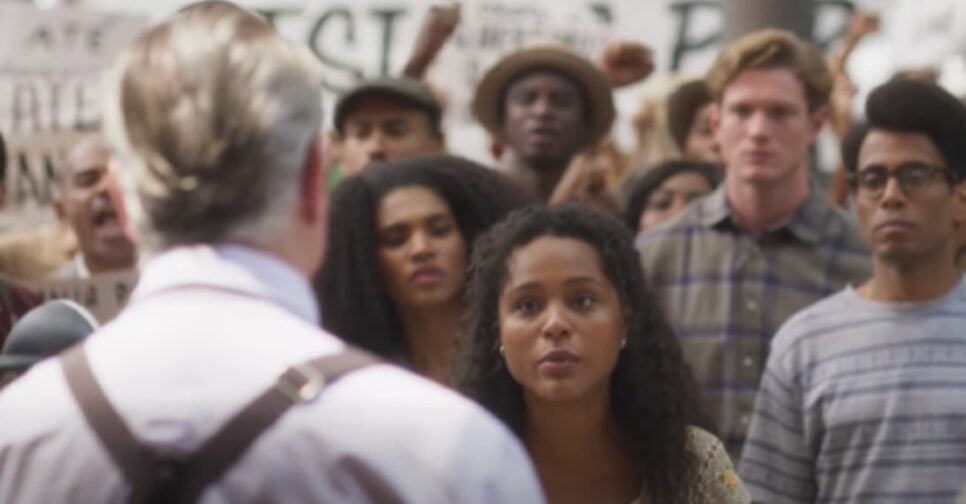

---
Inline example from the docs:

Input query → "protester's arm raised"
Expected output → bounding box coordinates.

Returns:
[402,3,461,80]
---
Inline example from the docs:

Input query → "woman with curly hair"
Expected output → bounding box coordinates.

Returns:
[315,155,528,383]
[455,205,750,503]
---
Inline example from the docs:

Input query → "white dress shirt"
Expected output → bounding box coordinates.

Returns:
[0,244,544,504]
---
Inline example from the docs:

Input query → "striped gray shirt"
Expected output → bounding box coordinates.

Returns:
[740,277,966,503]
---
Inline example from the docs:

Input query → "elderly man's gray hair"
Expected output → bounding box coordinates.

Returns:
[104,1,323,251]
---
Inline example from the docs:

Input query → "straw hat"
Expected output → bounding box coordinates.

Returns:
[472,43,615,148]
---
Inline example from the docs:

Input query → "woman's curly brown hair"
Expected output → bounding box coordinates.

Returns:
[315,155,529,360]
[454,204,701,503]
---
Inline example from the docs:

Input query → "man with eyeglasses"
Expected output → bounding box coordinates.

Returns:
[740,78,966,504]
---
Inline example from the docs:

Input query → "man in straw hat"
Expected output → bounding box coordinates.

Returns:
[472,42,617,204]
[0,3,543,502]
[331,76,445,176]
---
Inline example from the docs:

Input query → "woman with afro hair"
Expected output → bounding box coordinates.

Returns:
[454,205,750,503]
[315,155,529,384]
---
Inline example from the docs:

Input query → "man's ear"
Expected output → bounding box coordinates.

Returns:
[709,102,721,132]
[709,102,724,147]
[952,182,966,227]
[433,131,447,153]
[808,105,830,142]
[54,198,67,222]
[951,183,966,266]
[327,129,344,154]
[299,136,325,224]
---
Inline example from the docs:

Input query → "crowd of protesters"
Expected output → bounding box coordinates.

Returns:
[1,1,966,502]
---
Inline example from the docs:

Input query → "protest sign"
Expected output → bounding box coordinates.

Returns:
[166,0,614,161]
[888,0,964,71]
[0,3,146,230]
[28,268,138,324]
[73,0,865,161]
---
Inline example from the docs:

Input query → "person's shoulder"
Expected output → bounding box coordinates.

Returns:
[816,198,855,226]
[635,203,709,268]
[769,287,856,358]
[946,277,966,307]
[784,287,854,326]
[281,365,543,502]
[287,361,526,455]
[813,199,868,247]
[686,425,728,455]
[638,202,704,242]
[637,189,724,247]
[686,426,752,504]
[0,354,119,504]
[0,357,78,442]
[636,201,724,286]
[308,363,513,434]
[0,356,70,406]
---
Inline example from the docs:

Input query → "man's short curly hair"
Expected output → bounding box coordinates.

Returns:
[706,29,831,112]
[841,79,966,179]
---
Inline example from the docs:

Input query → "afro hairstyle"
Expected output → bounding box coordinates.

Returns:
[841,79,966,178]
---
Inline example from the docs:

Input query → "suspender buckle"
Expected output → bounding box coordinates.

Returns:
[276,363,327,403]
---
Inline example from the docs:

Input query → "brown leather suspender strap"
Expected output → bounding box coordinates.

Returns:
[59,345,380,504]
[60,346,159,491]
[171,350,380,502]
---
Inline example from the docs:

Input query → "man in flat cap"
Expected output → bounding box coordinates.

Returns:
[741,79,966,503]
[472,43,617,204]
[0,3,543,503]
[333,77,445,176]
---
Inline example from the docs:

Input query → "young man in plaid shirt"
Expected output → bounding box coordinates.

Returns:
[636,29,870,458]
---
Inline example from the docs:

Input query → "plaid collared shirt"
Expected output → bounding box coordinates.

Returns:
[636,185,870,459]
